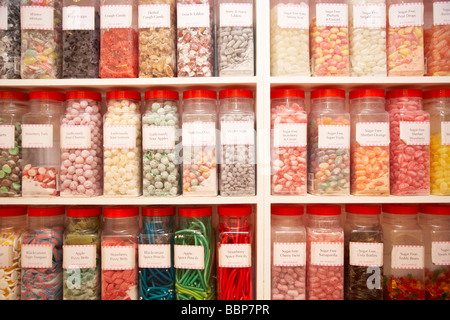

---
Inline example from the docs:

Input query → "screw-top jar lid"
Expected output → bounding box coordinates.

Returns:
[311,89,345,99]
[178,206,212,217]
[0,91,29,101]
[386,89,422,99]
[183,89,217,100]
[382,204,418,215]
[142,206,175,217]
[218,204,252,216]
[103,206,139,218]
[28,206,65,217]
[419,204,450,216]
[306,204,341,216]
[29,91,65,102]
[271,204,304,216]
[219,89,253,99]
[423,89,450,100]
[0,206,28,217]
[106,90,141,101]
[66,91,102,101]
[66,206,102,218]
[345,204,381,215]
[349,89,385,99]
[145,90,179,100]
[271,89,305,99]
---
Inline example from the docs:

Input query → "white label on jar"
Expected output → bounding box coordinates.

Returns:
[22,124,53,148]
[174,245,204,270]
[0,245,13,268]
[177,3,210,28]
[273,242,306,267]
[63,6,95,30]
[139,4,171,29]
[310,242,344,266]
[60,125,91,149]
[21,244,53,268]
[101,245,136,270]
[392,245,424,269]
[182,122,216,147]
[388,3,424,28]
[0,125,15,149]
[63,245,96,269]
[318,124,350,149]
[356,122,390,146]
[441,121,450,145]
[100,5,132,29]
[399,121,430,146]
[349,242,383,267]
[432,241,450,266]
[316,3,348,27]
[218,243,251,268]
[0,6,7,30]
[274,123,307,148]
[277,4,309,29]
[353,3,386,29]
[104,125,136,149]
[143,125,176,150]
[220,3,252,27]
[138,244,171,268]
[434,2,450,26]
[21,6,54,30]
[221,121,254,145]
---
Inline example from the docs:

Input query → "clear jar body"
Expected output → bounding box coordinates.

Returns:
[0,0,21,79]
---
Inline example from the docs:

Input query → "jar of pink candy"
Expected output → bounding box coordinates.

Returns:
[60,91,103,197]
[270,89,307,196]
[386,89,430,196]
[306,204,344,300]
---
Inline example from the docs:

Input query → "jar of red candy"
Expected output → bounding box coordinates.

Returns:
[270,89,307,196]
[22,91,65,197]
[217,204,253,300]
[418,204,450,300]
[386,89,430,196]
[308,89,350,195]
[382,204,425,300]
[349,89,390,196]
[101,206,140,300]
[306,204,344,300]
[271,204,306,300]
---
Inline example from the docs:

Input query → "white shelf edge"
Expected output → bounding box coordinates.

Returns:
[269,194,450,204]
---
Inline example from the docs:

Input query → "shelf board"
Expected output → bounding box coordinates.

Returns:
[269,194,450,204]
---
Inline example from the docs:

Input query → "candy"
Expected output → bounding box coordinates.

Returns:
[424,26,450,76]
[0,0,21,79]
[22,165,59,196]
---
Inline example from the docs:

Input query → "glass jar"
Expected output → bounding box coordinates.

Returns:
[305,204,344,300]
[270,89,307,196]
[0,205,27,300]
[349,89,390,196]
[174,206,215,300]
[344,204,384,300]
[308,89,350,195]
[142,90,180,197]
[271,204,306,300]
[181,90,218,196]
[217,0,254,76]
[60,91,103,197]
[387,0,424,76]
[418,204,450,300]
[103,90,142,197]
[139,206,175,300]
[217,204,253,300]
[101,206,139,300]
[382,204,425,300]
[63,206,102,300]
[270,0,310,76]
[62,0,100,78]
[0,0,21,79]
[21,206,65,300]
[22,91,65,197]
[219,89,255,196]
[387,89,430,196]
[423,89,450,196]
[99,0,139,78]
[0,91,28,197]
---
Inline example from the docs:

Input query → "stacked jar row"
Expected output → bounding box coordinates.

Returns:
[0,0,255,79]
[0,204,255,300]
[270,0,450,77]
[271,203,450,300]
[0,88,256,198]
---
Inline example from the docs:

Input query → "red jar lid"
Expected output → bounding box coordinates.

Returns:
[382,204,418,215]
[0,206,28,217]
[345,204,381,215]
[106,90,141,101]
[386,89,422,99]
[218,204,252,217]
[219,89,253,99]
[183,90,217,100]
[103,206,139,218]
[271,89,305,99]
[419,204,450,216]
[29,91,65,101]
[311,89,345,99]
[66,206,102,218]
[145,90,179,100]
[423,89,450,100]
[142,206,175,217]
[349,89,385,100]
[178,206,212,217]
[306,204,341,216]
[66,91,102,101]
[28,206,65,217]
[0,91,29,101]
[271,204,304,216]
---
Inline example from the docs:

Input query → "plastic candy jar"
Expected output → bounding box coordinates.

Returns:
[103,90,142,197]
[142,90,180,197]
[174,206,215,300]
[310,0,350,77]
[218,89,255,196]
[0,91,28,197]
[382,204,425,300]
[270,89,307,196]
[423,89,450,196]
[181,90,218,196]
[0,0,21,79]
[217,205,253,300]
[176,0,214,77]
[22,91,65,197]
[305,204,344,300]
[139,206,175,300]
[270,0,310,77]
[349,89,390,196]
[62,206,102,300]
[387,0,424,76]
[386,89,430,196]
[0,205,27,300]
[271,204,306,300]
[418,204,450,300]
[308,89,350,195]
[21,206,65,300]
[344,204,383,300]
[60,91,103,197]
[101,206,140,300]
